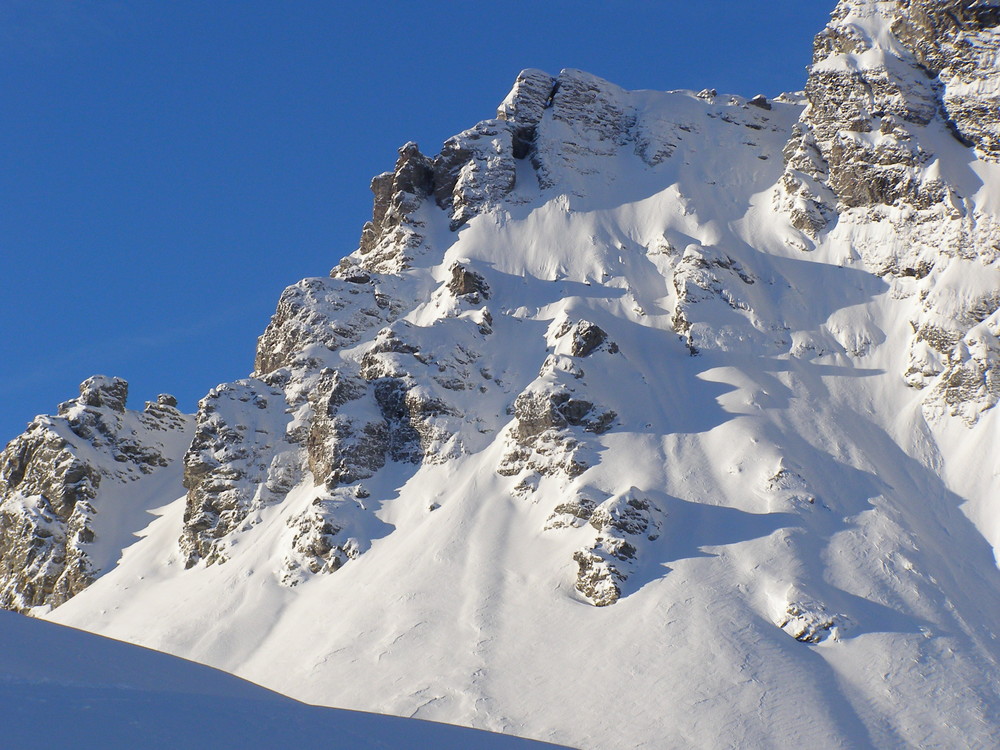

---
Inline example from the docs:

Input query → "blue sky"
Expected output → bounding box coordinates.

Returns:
[0,1,833,440]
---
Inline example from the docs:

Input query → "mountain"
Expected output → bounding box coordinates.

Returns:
[0,609,561,749]
[3,1,1000,747]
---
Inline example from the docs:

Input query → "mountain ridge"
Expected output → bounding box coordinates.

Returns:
[2,1,1000,747]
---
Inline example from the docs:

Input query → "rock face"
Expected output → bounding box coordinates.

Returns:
[5,5,1000,747]
[0,377,192,611]
[777,0,1000,423]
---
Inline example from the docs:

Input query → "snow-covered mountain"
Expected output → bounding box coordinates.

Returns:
[3,1,1000,747]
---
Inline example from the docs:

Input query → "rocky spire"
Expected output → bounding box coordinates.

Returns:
[0,377,192,612]
[780,0,1000,236]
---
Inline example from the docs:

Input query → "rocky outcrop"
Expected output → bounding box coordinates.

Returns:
[533,69,636,190]
[571,491,661,606]
[778,600,845,643]
[0,377,192,611]
[670,244,767,355]
[780,0,1000,231]
[775,0,1000,423]
[180,380,298,567]
[281,490,366,586]
[350,142,436,275]
[433,120,517,230]
[447,262,490,302]
[339,70,560,276]
[498,381,616,481]
[925,310,1000,424]
[496,68,557,157]
[891,0,1000,161]
[254,276,399,377]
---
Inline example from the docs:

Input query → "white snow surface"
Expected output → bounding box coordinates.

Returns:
[34,15,1000,750]
[0,610,557,749]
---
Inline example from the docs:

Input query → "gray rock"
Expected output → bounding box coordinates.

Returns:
[74,376,129,414]
[179,380,296,568]
[433,120,517,230]
[447,262,490,301]
[354,142,435,273]
[497,68,558,158]
[0,378,192,611]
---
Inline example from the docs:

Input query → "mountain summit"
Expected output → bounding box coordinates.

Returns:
[3,2,1000,747]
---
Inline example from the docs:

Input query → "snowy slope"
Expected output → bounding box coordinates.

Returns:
[1,1,997,748]
[0,610,559,749]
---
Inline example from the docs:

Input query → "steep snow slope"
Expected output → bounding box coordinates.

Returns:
[1,1,996,748]
[0,611,558,749]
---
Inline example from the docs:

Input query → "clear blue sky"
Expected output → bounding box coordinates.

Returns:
[0,0,833,441]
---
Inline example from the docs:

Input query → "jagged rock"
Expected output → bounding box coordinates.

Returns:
[497,68,557,158]
[778,601,843,643]
[671,244,770,355]
[510,390,615,443]
[925,313,1000,424]
[433,120,517,230]
[589,494,654,537]
[544,495,597,530]
[565,490,661,606]
[447,262,490,302]
[352,142,435,274]
[255,276,398,377]
[180,380,297,567]
[281,494,363,586]
[572,548,624,607]
[0,377,192,611]
[748,94,772,110]
[533,69,637,189]
[554,319,617,357]
[303,371,387,488]
[72,375,129,413]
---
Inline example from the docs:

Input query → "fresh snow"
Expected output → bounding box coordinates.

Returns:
[0,610,560,749]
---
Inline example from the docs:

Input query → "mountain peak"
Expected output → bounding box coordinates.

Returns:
[3,2,1000,748]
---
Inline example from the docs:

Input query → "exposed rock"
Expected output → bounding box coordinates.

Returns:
[779,0,1000,254]
[0,377,192,611]
[572,547,624,606]
[497,68,557,158]
[433,120,517,230]
[72,375,129,413]
[447,262,490,302]
[179,380,297,567]
[554,319,617,357]
[671,244,771,355]
[281,494,363,586]
[568,490,661,606]
[254,276,398,377]
[510,390,615,443]
[925,312,1000,424]
[533,69,637,190]
[352,142,435,274]
[778,600,844,643]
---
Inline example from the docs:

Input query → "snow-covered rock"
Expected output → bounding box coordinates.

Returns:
[0,377,192,611]
[1,2,1000,748]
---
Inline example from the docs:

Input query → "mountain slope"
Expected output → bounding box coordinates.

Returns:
[0,610,560,749]
[1,1,999,748]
